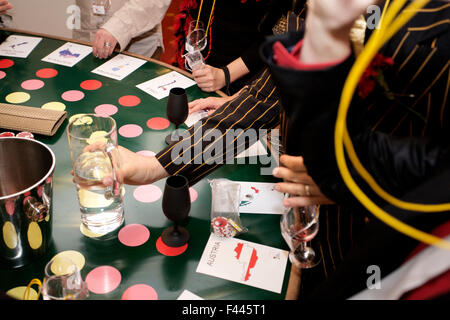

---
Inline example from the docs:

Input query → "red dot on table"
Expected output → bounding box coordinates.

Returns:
[95,104,118,116]
[121,284,158,300]
[61,90,85,102]
[80,79,102,90]
[156,237,188,256]
[36,68,58,78]
[118,124,143,138]
[85,266,121,294]
[133,184,162,203]
[118,224,150,247]
[0,59,14,69]
[21,79,45,90]
[118,95,141,107]
[146,117,170,130]
[0,71,6,79]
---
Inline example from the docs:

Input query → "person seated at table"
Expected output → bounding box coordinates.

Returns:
[174,0,296,95]
[259,0,450,299]
[73,0,171,59]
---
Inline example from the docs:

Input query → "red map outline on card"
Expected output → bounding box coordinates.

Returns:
[234,243,259,281]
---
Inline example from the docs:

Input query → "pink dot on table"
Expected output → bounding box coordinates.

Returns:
[118,124,143,138]
[80,79,102,90]
[61,90,85,102]
[95,104,118,116]
[0,59,14,69]
[133,184,162,203]
[137,150,156,157]
[0,71,5,79]
[5,199,15,216]
[146,117,170,130]
[85,266,121,294]
[189,188,198,203]
[156,237,188,256]
[21,79,45,90]
[118,95,141,107]
[118,224,150,247]
[121,284,158,300]
[36,68,58,78]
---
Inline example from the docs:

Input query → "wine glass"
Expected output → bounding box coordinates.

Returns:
[165,87,189,145]
[161,175,191,247]
[280,205,320,269]
[184,20,207,71]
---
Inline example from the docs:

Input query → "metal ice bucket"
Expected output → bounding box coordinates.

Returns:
[0,137,55,268]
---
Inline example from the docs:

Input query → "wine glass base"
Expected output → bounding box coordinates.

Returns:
[161,225,190,247]
[165,129,186,145]
[289,247,321,269]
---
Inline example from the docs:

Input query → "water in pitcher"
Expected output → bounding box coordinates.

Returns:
[73,151,124,235]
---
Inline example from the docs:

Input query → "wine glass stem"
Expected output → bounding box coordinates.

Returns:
[173,223,180,236]
[175,124,179,130]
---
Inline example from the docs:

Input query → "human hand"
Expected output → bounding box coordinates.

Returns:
[188,96,232,115]
[273,155,334,207]
[0,0,12,14]
[92,28,118,59]
[192,64,226,92]
[72,144,168,187]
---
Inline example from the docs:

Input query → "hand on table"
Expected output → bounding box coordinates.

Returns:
[0,0,12,14]
[273,155,334,207]
[188,96,233,116]
[192,64,226,92]
[92,29,118,59]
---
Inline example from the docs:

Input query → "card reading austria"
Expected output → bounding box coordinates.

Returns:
[196,234,288,293]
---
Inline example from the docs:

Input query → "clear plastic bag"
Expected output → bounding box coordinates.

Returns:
[209,179,247,238]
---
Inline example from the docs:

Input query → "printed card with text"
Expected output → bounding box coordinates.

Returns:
[196,234,288,293]
[41,42,92,67]
[0,35,42,58]
[91,54,147,80]
[238,181,286,214]
[136,71,196,100]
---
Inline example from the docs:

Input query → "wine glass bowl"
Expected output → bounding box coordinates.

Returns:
[165,87,189,145]
[161,175,191,247]
[186,20,207,52]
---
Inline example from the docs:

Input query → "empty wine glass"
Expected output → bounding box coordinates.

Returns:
[165,87,189,145]
[280,205,320,269]
[161,175,191,247]
[184,20,207,71]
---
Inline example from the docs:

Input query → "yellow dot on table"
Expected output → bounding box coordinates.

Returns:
[50,255,78,276]
[51,250,85,272]
[69,113,93,126]
[41,101,66,111]
[2,221,18,249]
[78,188,114,208]
[27,221,42,250]
[6,286,39,300]
[80,223,106,238]
[5,92,30,104]
[87,130,108,145]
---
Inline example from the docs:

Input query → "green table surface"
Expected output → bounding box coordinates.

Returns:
[0,29,291,300]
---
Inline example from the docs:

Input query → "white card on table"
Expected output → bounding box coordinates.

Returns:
[91,54,146,80]
[177,290,204,300]
[238,181,286,214]
[41,42,92,67]
[196,234,288,294]
[136,71,196,100]
[235,140,267,159]
[0,35,42,58]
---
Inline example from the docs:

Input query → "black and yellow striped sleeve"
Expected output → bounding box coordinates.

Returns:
[156,69,281,185]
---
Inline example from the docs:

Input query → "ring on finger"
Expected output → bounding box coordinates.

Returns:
[104,42,111,48]
[305,184,311,196]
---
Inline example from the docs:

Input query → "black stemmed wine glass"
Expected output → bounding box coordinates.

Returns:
[161,175,191,247]
[165,87,189,145]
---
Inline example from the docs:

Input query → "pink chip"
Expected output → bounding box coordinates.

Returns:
[85,266,121,294]
[95,104,118,116]
[133,184,162,203]
[146,117,170,130]
[17,131,34,139]
[118,124,143,138]
[118,224,150,247]
[121,284,158,300]
[21,79,44,90]
[62,90,85,102]
[0,71,5,79]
